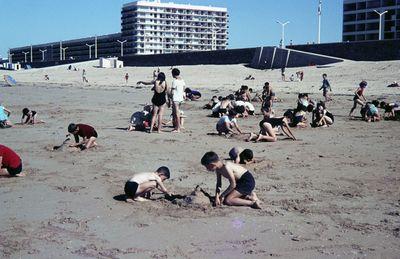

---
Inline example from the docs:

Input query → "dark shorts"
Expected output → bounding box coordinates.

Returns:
[4,160,22,176]
[219,108,227,114]
[235,171,255,196]
[248,110,255,115]
[124,181,139,198]
[353,95,359,101]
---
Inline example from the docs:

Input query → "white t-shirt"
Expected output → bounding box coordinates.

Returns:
[129,172,161,184]
[217,115,237,127]
[172,78,186,102]
[244,102,255,111]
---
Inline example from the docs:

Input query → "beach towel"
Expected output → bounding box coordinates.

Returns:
[3,75,17,86]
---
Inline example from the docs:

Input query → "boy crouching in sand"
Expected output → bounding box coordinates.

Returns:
[67,123,98,150]
[125,166,172,202]
[201,151,261,209]
[0,144,25,177]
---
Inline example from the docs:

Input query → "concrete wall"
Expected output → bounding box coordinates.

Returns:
[250,47,343,69]
[287,40,400,61]
[121,48,256,67]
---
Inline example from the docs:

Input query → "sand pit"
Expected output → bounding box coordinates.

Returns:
[0,60,400,257]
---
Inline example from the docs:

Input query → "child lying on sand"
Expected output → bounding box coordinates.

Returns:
[201,151,261,209]
[124,166,172,202]
[247,113,296,142]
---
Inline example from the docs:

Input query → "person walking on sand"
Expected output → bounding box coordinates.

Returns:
[320,74,332,102]
[149,72,168,133]
[125,73,129,84]
[82,69,88,83]
[349,81,367,117]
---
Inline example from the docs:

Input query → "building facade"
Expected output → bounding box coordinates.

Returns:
[121,1,229,55]
[9,1,229,63]
[343,0,400,41]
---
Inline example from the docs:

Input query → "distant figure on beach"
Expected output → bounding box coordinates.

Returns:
[281,67,286,81]
[125,73,129,84]
[296,71,304,81]
[68,65,72,70]
[0,144,25,177]
[229,147,254,164]
[320,73,332,102]
[67,123,98,150]
[201,151,261,209]
[185,88,201,101]
[387,81,399,88]
[289,74,295,82]
[21,108,45,125]
[170,68,186,133]
[44,75,50,81]
[149,72,168,133]
[216,110,243,136]
[82,69,88,83]
[124,166,172,202]
[0,104,12,128]
[261,82,275,116]
[349,81,367,117]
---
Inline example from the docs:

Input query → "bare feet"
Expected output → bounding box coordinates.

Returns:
[246,132,257,142]
[251,200,262,209]
[134,197,148,202]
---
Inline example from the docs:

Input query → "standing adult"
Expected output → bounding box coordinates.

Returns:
[125,73,129,84]
[149,72,168,133]
[261,82,275,116]
[170,68,186,133]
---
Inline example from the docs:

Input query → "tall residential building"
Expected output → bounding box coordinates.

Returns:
[343,0,400,41]
[121,0,229,55]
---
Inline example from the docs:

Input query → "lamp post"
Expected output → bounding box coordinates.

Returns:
[9,52,14,64]
[22,51,29,63]
[61,47,68,61]
[86,44,94,59]
[276,20,290,48]
[30,45,33,62]
[39,49,47,61]
[94,35,98,59]
[117,40,127,57]
[59,41,63,61]
[374,9,388,40]
[317,0,322,44]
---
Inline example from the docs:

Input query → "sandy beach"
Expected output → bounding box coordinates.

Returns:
[1,60,400,258]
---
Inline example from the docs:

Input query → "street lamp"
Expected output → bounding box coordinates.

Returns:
[59,41,63,61]
[276,20,290,48]
[374,9,388,40]
[30,45,33,62]
[117,40,127,57]
[86,43,94,59]
[39,49,47,61]
[61,47,68,60]
[22,51,29,63]
[317,0,322,44]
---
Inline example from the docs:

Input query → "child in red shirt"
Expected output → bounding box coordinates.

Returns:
[0,144,24,177]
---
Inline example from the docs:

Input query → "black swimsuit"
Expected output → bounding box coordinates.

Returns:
[151,85,167,106]
[259,117,284,129]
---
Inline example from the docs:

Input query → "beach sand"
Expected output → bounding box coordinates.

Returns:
[0,60,399,258]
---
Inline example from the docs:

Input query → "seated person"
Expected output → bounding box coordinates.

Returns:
[0,104,12,128]
[67,123,98,150]
[21,108,45,125]
[125,166,172,202]
[380,101,400,120]
[311,101,334,127]
[184,88,201,101]
[229,147,254,164]
[128,105,152,131]
[203,96,220,109]
[212,96,234,118]
[247,113,296,142]
[364,102,381,122]
[216,110,243,135]
[0,144,25,177]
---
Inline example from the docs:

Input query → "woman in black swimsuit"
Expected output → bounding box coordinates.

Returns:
[149,72,168,133]
[247,114,296,142]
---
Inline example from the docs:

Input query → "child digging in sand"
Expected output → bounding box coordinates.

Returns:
[201,151,261,209]
[0,144,25,177]
[247,113,296,142]
[216,110,243,136]
[229,147,254,164]
[67,123,98,150]
[21,108,45,125]
[124,166,172,202]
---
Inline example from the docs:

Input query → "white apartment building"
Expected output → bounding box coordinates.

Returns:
[343,0,400,41]
[121,0,229,55]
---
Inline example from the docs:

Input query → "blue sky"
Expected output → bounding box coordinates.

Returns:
[0,0,343,58]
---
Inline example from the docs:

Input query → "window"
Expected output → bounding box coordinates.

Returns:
[344,3,356,11]
[366,0,381,8]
